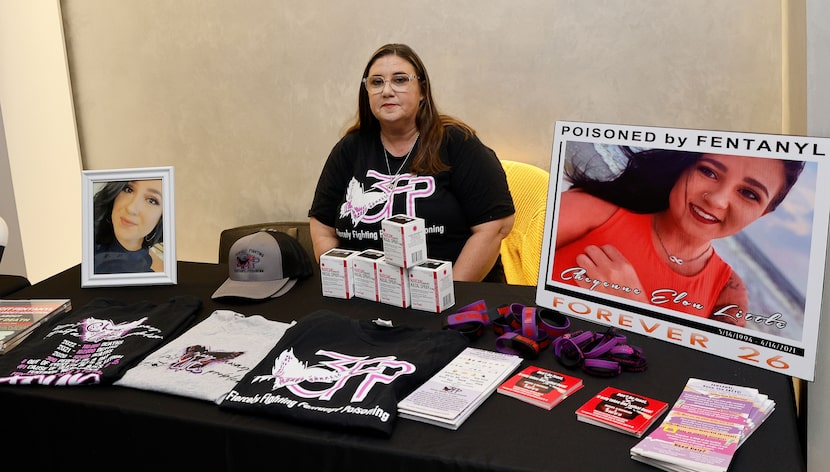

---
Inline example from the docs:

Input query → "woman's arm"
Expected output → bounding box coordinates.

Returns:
[309,217,339,262]
[452,214,515,282]
[711,271,748,327]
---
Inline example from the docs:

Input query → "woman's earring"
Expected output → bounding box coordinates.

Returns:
[145,228,158,242]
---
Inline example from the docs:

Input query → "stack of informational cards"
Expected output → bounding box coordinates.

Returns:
[397,347,522,430]
[576,386,668,437]
[630,378,776,472]
[497,365,583,410]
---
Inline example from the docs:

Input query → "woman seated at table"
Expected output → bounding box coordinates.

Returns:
[308,43,515,282]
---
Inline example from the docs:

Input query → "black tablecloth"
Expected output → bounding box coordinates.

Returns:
[0,262,805,471]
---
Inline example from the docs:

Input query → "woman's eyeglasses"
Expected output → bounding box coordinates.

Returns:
[362,74,419,94]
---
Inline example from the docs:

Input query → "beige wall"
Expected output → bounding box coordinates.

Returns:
[0,0,82,283]
[59,0,786,265]
[4,0,827,468]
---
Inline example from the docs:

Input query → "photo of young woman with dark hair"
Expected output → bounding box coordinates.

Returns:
[552,144,807,329]
[93,179,164,274]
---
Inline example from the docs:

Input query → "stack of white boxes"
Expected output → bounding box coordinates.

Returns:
[319,214,455,313]
[377,215,424,308]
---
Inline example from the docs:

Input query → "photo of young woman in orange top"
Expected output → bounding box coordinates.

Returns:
[93,179,164,274]
[553,145,806,327]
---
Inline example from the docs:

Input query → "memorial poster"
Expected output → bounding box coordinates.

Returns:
[536,121,829,380]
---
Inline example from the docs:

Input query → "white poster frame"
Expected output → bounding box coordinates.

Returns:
[536,121,829,381]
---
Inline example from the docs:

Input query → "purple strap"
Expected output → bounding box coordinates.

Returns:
[552,328,647,377]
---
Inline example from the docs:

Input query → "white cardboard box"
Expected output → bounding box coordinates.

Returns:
[381,214,426,269]
[409,259,455,313]
[320,248,358,299]
[351,249,384,302]
[377,258,410,308]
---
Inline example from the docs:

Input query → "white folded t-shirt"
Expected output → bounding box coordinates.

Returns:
[115,309,294,404]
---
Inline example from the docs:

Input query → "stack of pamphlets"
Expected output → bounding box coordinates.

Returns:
[630,378,776,472]
[397,347,522,430]
[0,299,72,354]
[575,386,668,437]
[497,365,583,410]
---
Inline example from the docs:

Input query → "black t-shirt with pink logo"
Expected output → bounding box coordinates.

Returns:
[220,310,468,436]
[308,126,515,267]
[0,296,200,386]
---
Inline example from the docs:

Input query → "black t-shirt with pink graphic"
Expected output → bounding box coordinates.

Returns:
[308,126,515,269]
[0,296,200,386]
[220,310,468,436]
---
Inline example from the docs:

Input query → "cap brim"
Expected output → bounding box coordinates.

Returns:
[269,278,297,298]
[211,277,291,300]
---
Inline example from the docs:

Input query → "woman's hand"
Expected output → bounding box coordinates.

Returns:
[574,244,648,303]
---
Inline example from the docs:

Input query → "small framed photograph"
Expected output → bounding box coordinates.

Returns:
[81,167,176,287]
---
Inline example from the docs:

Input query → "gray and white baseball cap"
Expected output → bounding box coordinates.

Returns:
[212,229,312,300]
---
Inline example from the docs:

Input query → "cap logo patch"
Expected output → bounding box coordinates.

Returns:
[236,253,262,271]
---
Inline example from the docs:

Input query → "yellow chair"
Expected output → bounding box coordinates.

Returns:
[499,160,550,286]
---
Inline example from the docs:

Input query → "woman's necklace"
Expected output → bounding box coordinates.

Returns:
[382,133,419,190]
[652,218,712,265]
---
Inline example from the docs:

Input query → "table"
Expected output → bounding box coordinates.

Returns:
[1,262,805,471]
